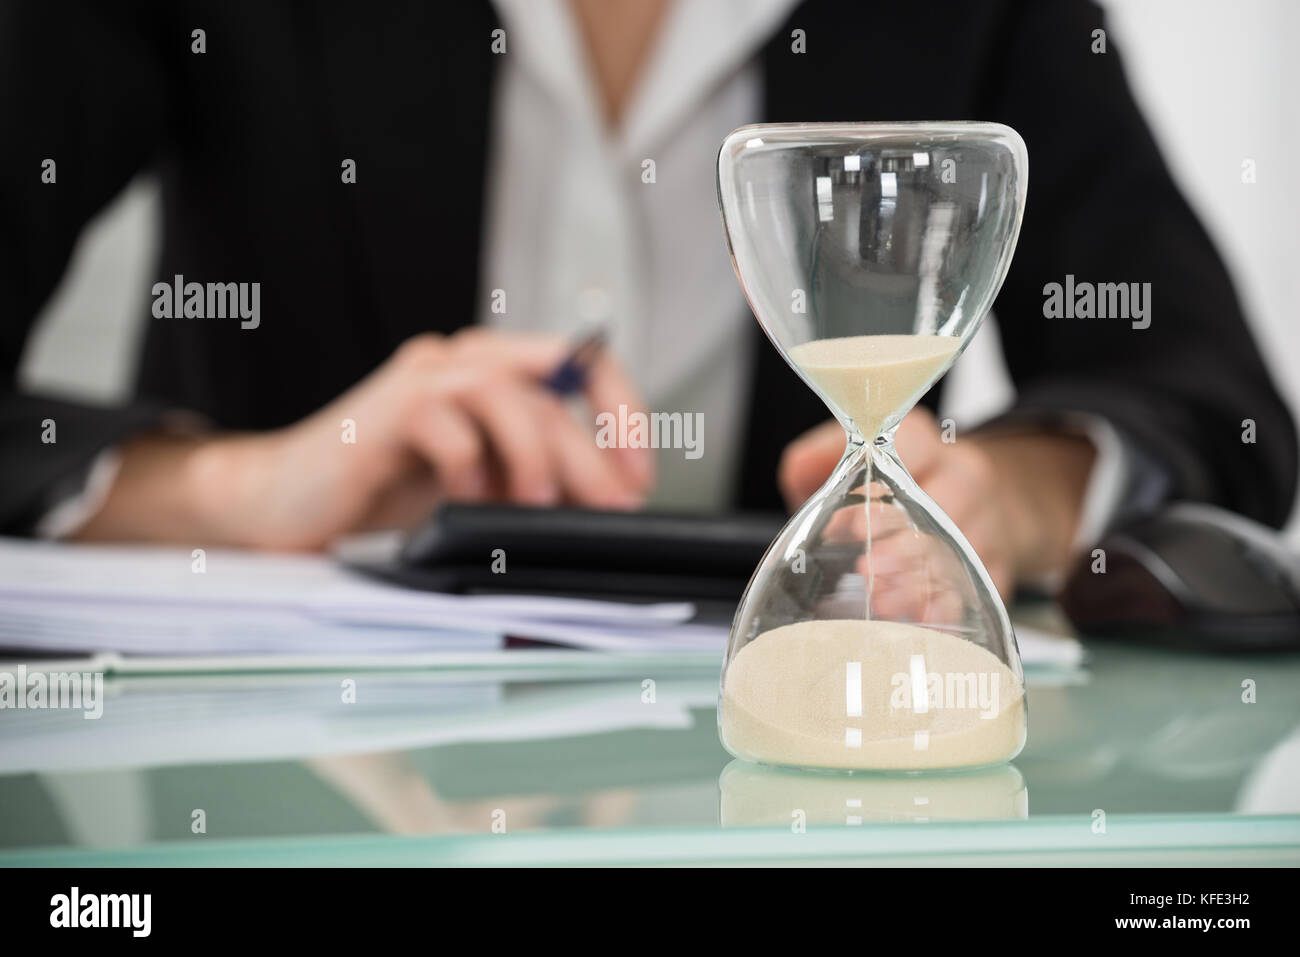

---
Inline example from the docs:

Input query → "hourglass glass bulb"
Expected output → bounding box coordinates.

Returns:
[716,122,1029,773]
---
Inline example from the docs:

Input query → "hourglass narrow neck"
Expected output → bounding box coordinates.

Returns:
[831,421,905,465]
[843,422,904,467]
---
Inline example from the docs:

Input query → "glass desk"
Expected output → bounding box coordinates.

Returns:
[1,636,1298,867]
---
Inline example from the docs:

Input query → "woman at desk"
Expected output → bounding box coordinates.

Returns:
[0,0,1293,604]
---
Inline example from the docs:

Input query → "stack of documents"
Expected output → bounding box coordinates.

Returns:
[0,538,725,662]
[0,538,1082,669]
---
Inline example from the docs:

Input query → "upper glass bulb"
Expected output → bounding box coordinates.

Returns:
[718,122,1027,439]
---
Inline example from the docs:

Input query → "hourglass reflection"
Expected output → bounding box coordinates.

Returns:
[716,123,1029,772]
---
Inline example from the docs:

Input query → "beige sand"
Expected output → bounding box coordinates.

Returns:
[720,619,1025,771]
[788,334,960,439]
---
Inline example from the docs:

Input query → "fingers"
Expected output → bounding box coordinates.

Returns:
[430,329,654,496]
[401,402,488,500]
[583,352,655,491]
[780,406,945,511]
[858,533,965,627]
[356,470,445,530]
[914,443,1018,602]
[894,405,944,478]
[449,328,570,377]
[983,558,1016,605]
[261,330,655,547]
[890,411,1018,601]
[446,385,646,509]
[917,446,1000,550]
[779,419,845,509]
[821,494,910,544]
[381,329,656,509]
[456,378,559,506]
[534,396,645,509]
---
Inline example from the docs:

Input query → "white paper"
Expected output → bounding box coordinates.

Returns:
[0,537,1082,668]
[0,537,712,658]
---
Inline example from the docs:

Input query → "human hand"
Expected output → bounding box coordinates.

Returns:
[779,407,1091,602]
[79,329,655,549]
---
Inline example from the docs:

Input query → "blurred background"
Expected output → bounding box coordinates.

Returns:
[18,0,1300,535]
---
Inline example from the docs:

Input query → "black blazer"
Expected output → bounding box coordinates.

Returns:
[1,0,1294,532]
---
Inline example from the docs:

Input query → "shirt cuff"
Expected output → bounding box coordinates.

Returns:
[1069,414,1129,555]
[29,409,210,540]
[32,446,124,540]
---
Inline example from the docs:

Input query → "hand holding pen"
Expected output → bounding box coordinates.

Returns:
[76,327,654,549]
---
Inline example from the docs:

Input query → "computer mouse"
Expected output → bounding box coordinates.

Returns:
[1059,503,1300,652]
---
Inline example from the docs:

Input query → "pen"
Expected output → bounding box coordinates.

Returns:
[543,326,607,396]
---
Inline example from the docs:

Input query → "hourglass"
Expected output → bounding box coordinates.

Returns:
[716,122,1029,772]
